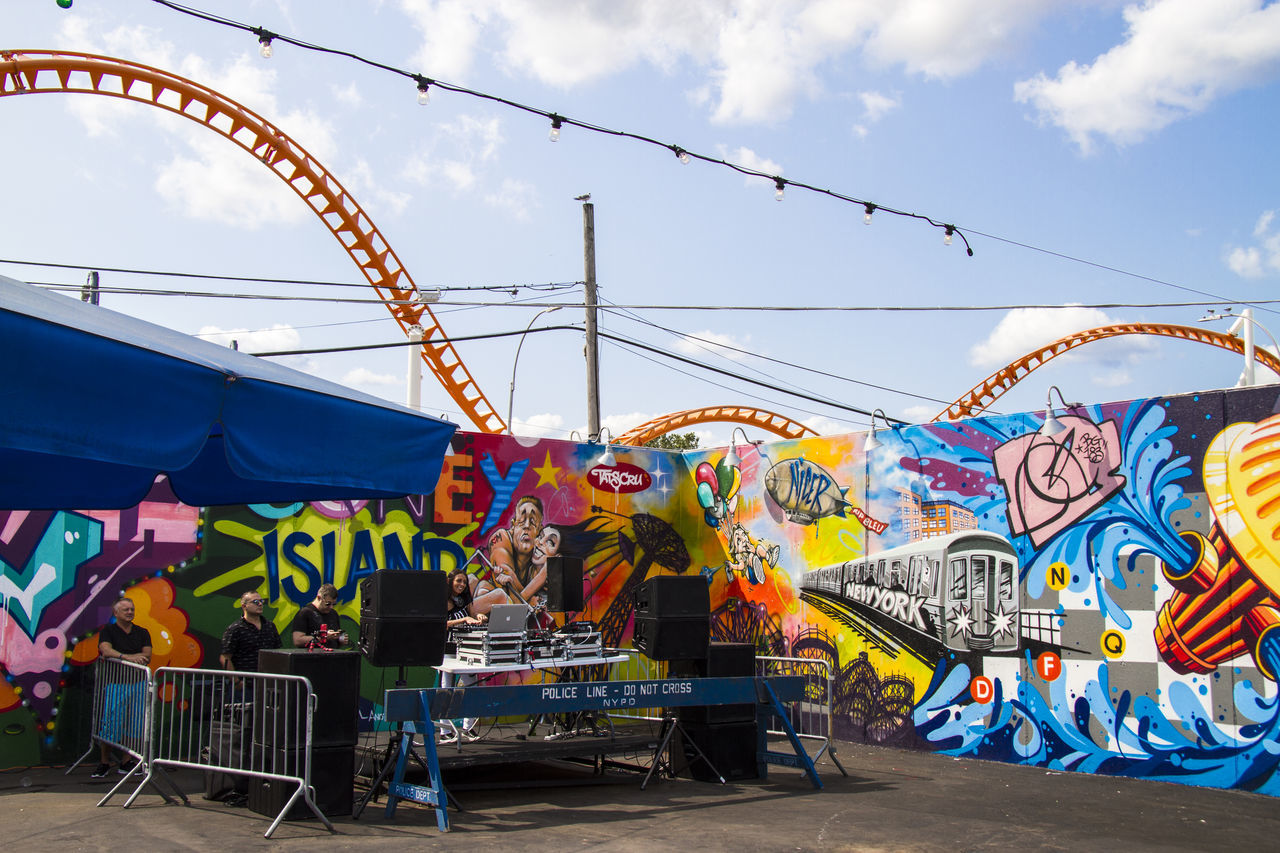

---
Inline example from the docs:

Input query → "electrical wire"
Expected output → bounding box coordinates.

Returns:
[145,0,973,253]
[251,324,903,422]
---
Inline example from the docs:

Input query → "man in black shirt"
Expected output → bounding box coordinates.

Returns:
[92,597,152,778]
[291,583,348,649]
[220,591,281,672]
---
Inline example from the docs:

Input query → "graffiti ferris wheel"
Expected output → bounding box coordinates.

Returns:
[1,50,507,433]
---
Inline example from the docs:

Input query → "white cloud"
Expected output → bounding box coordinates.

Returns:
[515,412,566,438]
[402,114,505,194]
[1226,209,1280,279]
[1015,0,1280,153]
[799,415,846,436]
[342,367,399,387]
[718,146,784,192]
[397,1,1054,125]
[970,306,1155,389]
[196,324,301,353]
[483,178,538,220]
[673,330,749,361]
[853,89,901,137]
[332,82,363,107]
[899,405,937,425]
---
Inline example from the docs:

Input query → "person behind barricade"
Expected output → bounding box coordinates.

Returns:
[91,596,152,778]
[440,569,486,743]
[220,591,281,672]
[291,583,348,649]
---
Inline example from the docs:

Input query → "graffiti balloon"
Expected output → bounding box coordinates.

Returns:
[695,462,718,492]
[696,481,716,509]
[715,458,741,501]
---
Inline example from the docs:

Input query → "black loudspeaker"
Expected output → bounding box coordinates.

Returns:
[359,615,447,667]
[256,649,359,748]
[360,570,448,619]
[545,555,584,611]
[248,745,354,820]
[633,615,709,661]
[671,642,757,724]
[635,575,710,617]
[633,575,710,660]
[359,571,448,667]
[671,720,759,782]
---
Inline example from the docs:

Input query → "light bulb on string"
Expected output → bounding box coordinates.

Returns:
[549,115,563,142]
[943,225,954,246]
[415,75,431,105]
[254,28,275,59]
[863,203,875,225]
[672,146,690,165]
[774,178,786,202]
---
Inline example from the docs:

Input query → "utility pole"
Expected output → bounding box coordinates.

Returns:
[81,270,99,305]
[583,200,601,439]
[406,324,423,410]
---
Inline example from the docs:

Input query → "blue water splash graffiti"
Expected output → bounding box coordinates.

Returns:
[916,636,1280,792]
[903,400,1195,628]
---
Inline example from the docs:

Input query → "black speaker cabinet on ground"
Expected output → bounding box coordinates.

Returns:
[633,614,709,661]
[671,720,760,782]
[635,575,710,617]
[360,569,448,619]
[359,615,447,667]
[256,649,359,749]
[671,642,757,724]
[545,555,584,611]
[248,745,354,820]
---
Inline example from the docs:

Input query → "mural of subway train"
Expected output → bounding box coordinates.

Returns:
[800,530,1020,653]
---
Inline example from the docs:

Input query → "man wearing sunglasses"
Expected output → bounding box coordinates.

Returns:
[220,591,282,672]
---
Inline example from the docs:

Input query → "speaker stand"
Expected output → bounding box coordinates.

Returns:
[640,713,725,790]
[352,668,457,820]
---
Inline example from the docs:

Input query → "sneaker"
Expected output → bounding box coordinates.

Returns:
[437,731,458,745]
[90,763,111,779]
[462,729,482,743]
[117,759,137,775]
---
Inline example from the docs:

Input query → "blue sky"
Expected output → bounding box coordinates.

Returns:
[4,1,1280,446]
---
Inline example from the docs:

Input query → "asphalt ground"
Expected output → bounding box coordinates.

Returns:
[3,738,1277,852]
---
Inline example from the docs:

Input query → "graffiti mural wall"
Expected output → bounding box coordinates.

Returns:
[5,384,1280,797]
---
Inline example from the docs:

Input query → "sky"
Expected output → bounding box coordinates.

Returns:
[4,0,1280,448]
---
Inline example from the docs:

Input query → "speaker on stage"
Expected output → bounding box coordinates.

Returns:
[248,745,354,820]
[545,555,584,611]
[358,570,448,667]
[671,642,757,724]
[359,616,447,667]
[635,575,709,617]
[633,575,710,661]
[256,649,360,749]
[670,720,760,782]
[359,569,448,619]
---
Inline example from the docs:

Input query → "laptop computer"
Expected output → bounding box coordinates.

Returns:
[487,603,530,634]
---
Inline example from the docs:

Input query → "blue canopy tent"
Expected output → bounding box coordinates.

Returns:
[0,274,456,509]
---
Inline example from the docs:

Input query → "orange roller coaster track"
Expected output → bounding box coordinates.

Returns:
[617,406,817,446]
[1,50,506,433]
[932,322,1280,422]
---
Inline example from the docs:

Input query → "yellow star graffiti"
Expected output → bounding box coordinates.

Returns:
[532,450,561,488]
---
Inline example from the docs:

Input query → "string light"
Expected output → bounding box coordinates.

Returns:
[672,145,691,164]
[944,224,954,246]
[864,203,876,225]
[147,0,973,254]
[774,178,786,202]
[413,74,431,105]
[252,26,275,58]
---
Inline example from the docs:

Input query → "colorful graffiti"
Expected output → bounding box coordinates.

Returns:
[6,385,1280,800]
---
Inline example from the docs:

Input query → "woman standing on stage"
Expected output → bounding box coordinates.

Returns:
[441,570,485,742]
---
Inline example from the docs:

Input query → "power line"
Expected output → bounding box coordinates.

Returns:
[251,325,902,422]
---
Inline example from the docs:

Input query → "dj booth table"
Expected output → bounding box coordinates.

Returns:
[381,673,820,832]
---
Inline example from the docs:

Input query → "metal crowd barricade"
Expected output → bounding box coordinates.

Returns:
[601,648,668,723]
[757,655,847,776]
[66,657,176,806]
[141,666,335,838]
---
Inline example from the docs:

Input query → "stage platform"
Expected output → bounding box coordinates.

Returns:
[354,717,663,781]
